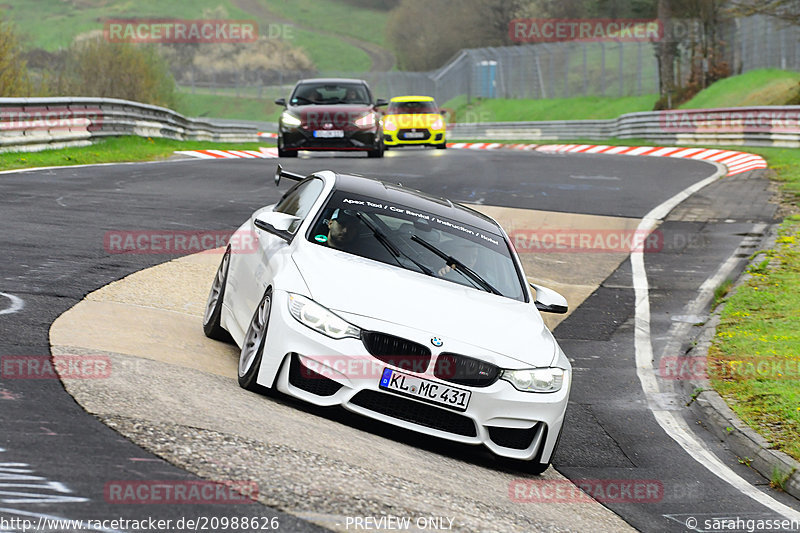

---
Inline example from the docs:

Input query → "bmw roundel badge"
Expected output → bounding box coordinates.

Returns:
[431,337,443,347]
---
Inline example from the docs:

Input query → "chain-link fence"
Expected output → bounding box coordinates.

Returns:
[178,15,799,107]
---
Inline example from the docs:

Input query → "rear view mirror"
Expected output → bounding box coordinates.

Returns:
[530,283,568,314]
[274,97,286,106]
[253,211,298,241]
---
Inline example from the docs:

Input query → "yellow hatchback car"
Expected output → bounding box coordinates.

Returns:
[382,96,447,149]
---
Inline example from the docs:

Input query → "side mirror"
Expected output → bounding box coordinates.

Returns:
[274,97,286,106]
[253,211,298,241]
[375,98,388,107]
[530,283,568,314]
[440,109,448,115]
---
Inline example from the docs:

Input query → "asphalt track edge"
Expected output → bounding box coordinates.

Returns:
[631,162,800,520]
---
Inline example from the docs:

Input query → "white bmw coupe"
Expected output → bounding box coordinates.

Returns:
[203,165,572,473]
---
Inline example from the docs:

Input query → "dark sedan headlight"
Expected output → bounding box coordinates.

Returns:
[281,112,302,128]
[501,368,564,393]
[288,293,361,339]
[354,112,377,129]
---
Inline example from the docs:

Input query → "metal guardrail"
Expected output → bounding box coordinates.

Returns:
[449,106,800,148]
[0,97,263,153]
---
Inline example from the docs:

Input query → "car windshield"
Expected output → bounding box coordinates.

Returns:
[307,190,525,301]
[386,100,438,114]
[290,83,371,105]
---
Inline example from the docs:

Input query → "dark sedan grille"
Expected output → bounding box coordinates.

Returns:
[288,354,342,397]
[350,390,477,437]
[488,423,542,450]
[361,331,431,374]
[433,353,501,387]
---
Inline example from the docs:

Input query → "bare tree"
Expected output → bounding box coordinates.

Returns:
[728,0,800,25]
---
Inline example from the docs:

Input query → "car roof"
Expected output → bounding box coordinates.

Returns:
[390,95,435,102]
[328,172,502,235]
[295,78,368,85]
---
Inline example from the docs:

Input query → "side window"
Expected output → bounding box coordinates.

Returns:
[275,178,325,234]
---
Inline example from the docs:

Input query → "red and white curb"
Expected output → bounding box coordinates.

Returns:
[448,142,767,176]
[174,147,278,159]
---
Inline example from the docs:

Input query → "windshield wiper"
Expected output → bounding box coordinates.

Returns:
[354,213,435,277]
[411,234,501,295]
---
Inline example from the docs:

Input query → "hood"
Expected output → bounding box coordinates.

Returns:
[292,243,555,368]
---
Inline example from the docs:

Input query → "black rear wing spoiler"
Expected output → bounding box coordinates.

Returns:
[274,164,305,186]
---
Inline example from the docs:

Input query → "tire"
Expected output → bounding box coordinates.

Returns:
[203,247,232,341]
[436,142,447,149]
[521,421,564,475]
[277,136,297,158]
[238,288,272,392]
[367,142,385,158]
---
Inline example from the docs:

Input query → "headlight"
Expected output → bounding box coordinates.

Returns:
[354,112,376,128]
[383,117,397,131]
[431,117,444,130]
[281,112,301,127]
[501,368,564,393]
[287,293,361,339]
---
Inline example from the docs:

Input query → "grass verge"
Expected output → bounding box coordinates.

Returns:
[0,136,272,171]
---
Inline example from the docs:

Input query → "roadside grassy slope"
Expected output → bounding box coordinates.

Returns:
[176,91,282,122]
[0,136,271,171]
[2,0,254,50]
[2,0,385,72]
[443,94,659,122]
[681,69,800,109]
[254,0,388,48]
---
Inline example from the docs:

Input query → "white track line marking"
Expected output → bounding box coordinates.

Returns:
[0,293,24,316]
[631,163,800,521]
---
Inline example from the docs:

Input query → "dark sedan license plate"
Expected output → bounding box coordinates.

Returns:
[313,130,344,138]
[380,368,471,411]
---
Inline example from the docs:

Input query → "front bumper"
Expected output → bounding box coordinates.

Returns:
[383,128,446,147]
[279,127,381,152]
[258,291,571,462]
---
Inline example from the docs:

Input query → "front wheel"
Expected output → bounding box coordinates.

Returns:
[238,288,272,392]
[203,247,232,341]
[367,143,385,158]
[436,142,447,149]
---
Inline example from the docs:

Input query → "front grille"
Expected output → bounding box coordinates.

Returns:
[288,354,343,397]
[488,423,541,450]
[433,353,501,387]
[398,129,431,140]
[361,331,431,374]
[350,390,477,437]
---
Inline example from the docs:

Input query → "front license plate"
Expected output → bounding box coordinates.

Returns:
[403,132,425,139]
[313,130,344,138]
[379,368,471,412]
